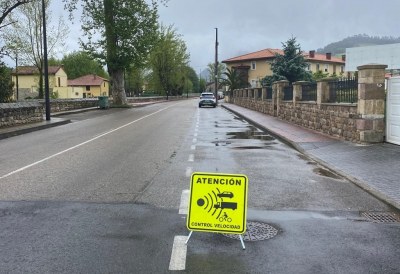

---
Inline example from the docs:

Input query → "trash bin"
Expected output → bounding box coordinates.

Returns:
[98,96,109,109]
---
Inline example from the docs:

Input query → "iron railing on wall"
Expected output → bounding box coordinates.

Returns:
[266,86,273,99]
[257,88,262,99]
[328,77,358,103]
[301,83,317,101]
[283,85,293,101]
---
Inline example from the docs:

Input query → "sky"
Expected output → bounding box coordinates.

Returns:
[4,0,400,71]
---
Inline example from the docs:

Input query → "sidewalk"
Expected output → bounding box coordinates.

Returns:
[222,103,400,210]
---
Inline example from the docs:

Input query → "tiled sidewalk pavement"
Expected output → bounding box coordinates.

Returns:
[222,103,400,210]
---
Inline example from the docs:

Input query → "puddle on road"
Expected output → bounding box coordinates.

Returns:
[226,127,275,141]
[313,167,342,179]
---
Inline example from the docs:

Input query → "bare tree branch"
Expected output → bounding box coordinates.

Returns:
[0,0,31,26]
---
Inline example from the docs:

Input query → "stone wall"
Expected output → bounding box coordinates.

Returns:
[229,64,387,144]
[0,102,43,128]
[46,99,99,112]
[0,96,187,129]
[278,101,360,142]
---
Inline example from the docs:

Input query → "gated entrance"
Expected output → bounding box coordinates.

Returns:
[387,77,400,145]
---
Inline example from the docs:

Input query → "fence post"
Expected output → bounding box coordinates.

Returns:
[293,81,308,105]
[317,77,336,105]
[356,64,387,143]
[273,80,289,117]
[261,87,267,101]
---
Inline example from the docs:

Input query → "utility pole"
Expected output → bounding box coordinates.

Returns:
[42,0,50,120]
[214,28,218,106]
[15,52,19,100]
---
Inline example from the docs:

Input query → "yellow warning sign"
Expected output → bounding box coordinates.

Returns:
[187,172,248,234]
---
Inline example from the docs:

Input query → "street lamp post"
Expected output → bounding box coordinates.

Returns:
[42,0,50,121]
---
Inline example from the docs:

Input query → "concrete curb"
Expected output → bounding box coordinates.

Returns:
[0,118,71,140]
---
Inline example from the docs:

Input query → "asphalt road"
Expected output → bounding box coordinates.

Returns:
[0,99,399,273]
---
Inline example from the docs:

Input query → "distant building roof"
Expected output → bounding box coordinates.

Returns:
[223,48,345,64]
[12,66,64,75]
[68,74,109,86]
[223,49,283,63]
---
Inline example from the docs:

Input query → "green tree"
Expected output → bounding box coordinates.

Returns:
[2,0,68,98]
[62,51,108,79]
[221,67,242,96]
[185,66,199,93]
[0,61,14,102]
[125,66,144,96]
[312,70,329,81]
[148,25,189,98]
[207,62,226,83]
[270,37,312,84]
[48,52,108,79]
[199,78,206,93]
[64,0,161,105]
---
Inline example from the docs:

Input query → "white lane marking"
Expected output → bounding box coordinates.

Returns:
[190,145,196,150]
[185,167,193,177]
[179,189,190,215]
[0,104,179,180]
[188,154,194,162]
[169,236,188,271]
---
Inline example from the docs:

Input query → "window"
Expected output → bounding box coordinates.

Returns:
[324,64,329,72]
[251,61,256,70]
[86,85,90,91]
[251,79,257,87]
[306,63,311,71]
[341,66,344,73]
[316,64,320,71]
[58,77,61,87]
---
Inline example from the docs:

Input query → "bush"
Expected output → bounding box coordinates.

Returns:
[0,62,14,103]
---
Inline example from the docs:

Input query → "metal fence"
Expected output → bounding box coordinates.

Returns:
[283,85,293,101]
[257,88,262,99]
[266,86,273,99]
[328,77,358,103]
[301,83,317,101]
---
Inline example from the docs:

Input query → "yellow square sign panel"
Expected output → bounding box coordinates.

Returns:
[187,172,248,234]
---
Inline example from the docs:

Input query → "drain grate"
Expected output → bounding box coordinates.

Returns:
[360,212,400,223]
[222,221,279,241]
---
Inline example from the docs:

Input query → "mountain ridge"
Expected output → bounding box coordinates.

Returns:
[317,34,400,55]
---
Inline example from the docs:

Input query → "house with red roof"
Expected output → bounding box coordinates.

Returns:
[11,66,68,99]
[67,74,109,98]
[11,66,109,99]
[222,49,346,87]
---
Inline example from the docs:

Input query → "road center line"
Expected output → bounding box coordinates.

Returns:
[179,189,190,215]
[185,167,193,177]
[0,104,178,180]
[169,236,188,271]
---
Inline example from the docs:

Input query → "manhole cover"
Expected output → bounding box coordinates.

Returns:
[222,221,279,241]
[360,212,400,223]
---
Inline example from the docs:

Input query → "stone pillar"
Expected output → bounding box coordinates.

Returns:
[317,77,336,105]
[293,81,308,105]
[261,87,267,101]
[273,80,289,117]
[356,64,387,143]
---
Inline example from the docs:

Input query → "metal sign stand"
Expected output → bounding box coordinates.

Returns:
[185,231,246,250]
